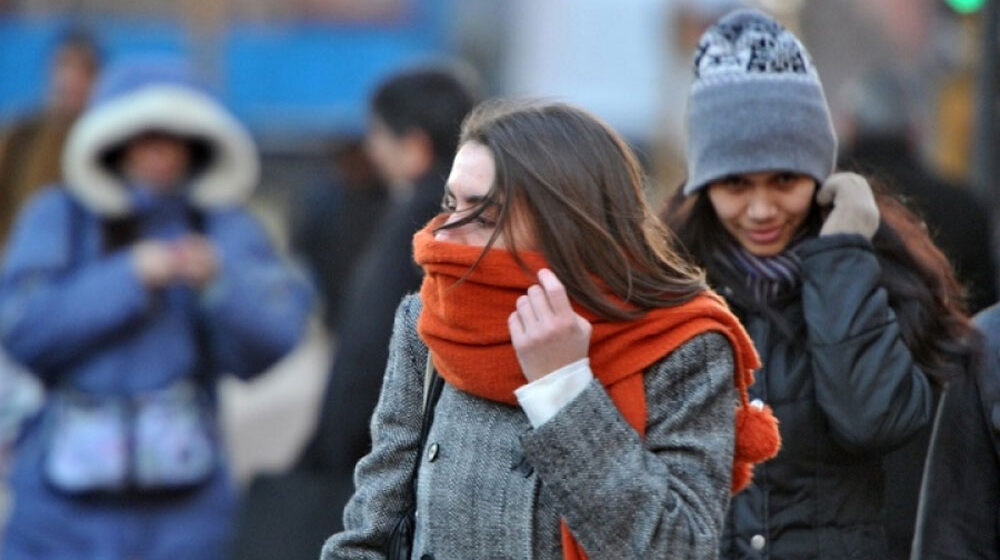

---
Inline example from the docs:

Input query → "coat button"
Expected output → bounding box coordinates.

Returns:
[427,442,440,462]
[510,452,533,477]
[420,555,434,560]
[750,534,766,551]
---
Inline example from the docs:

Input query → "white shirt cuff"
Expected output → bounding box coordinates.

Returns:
[514,358,594,428]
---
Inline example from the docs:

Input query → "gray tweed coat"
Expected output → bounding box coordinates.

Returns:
[322,295,736,560]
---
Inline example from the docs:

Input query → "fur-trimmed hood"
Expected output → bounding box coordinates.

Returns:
[62,58,259,217]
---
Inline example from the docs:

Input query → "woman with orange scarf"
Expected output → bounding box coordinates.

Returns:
[322,101,779,560]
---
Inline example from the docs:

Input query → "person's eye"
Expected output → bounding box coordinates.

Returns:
[719,176,747,190]
[775,173,799,186]
[474,214,497,228]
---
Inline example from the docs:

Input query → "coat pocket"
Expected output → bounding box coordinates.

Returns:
[42,381,216,495]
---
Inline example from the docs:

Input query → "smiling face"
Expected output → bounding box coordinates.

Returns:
[434,141,535,250]
[706,170,817,256]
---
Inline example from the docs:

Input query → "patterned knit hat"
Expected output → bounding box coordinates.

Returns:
[683,9,837,195]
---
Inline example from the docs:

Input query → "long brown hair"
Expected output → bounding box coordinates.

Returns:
[438,100,706,321]
[663,181,978,384]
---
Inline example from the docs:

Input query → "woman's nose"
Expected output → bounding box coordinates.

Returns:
[746,193,777,221]
[434,213,463,242]
[434,228,453,242]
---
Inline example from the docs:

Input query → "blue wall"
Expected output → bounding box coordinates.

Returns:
[0,0,453,137]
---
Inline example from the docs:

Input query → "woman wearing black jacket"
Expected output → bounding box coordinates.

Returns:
[664,10,977,558]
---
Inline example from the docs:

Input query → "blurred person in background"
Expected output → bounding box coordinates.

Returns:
[839,68,997,314]
[653,0,751,200]
[838,67,998,560]
[231,64,479,560]
[0,57,313,559]
[0,30,100,250]
[289,140,389,330]
[664,10,978,558]
[323,99,778,560]
[294,62,479,479]
[296,64,480,480]
[0,26,101,537]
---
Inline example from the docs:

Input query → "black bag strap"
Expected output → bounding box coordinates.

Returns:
[421,353,440,411]
[412,354,444,487]
[384,352,443,557]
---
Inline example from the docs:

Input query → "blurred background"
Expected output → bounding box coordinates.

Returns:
[2,0,994,200]
[0,0,996,555]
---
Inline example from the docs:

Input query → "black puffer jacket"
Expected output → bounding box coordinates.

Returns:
[911,305,1000,559]
[717,234,933,559]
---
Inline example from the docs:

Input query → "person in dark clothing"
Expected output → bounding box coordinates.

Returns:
[838,69,998,560]
[912,304,1000,559]
[663,10,978,559]
[289,141,388,328]
[301,64,481,476]
[228,64,481,560]
[302,161,450,475]
[839,69,997,313]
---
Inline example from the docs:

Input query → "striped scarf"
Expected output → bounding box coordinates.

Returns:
[714,239,806,303]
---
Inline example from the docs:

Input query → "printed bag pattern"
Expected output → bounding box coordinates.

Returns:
[44,380,216,494]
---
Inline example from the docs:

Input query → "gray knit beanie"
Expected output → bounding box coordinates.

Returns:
[683,9,837,195]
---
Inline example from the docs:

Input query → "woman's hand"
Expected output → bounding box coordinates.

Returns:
[508,269,592,382]
[817,172,880,239]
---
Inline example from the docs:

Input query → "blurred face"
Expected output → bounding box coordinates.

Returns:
[122,133,191,193]
[365,116,408,187]
[706,171,816,256]
[364,115,431,191]
[434,142,535,250]
[49,46,97,117]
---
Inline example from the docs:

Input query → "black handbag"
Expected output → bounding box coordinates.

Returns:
[385,355,444,559]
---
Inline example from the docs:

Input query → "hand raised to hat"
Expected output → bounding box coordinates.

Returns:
[817,172,880,240]
[508,269,593,382]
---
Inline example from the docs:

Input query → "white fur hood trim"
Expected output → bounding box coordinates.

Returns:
[62,84,260,217]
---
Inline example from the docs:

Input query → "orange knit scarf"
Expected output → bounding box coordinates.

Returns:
[412,218,780,560]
